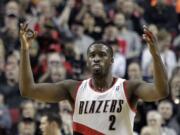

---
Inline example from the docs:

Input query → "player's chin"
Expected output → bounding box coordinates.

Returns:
[92,69,102,76]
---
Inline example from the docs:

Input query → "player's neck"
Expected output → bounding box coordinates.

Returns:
[91,75,114,92]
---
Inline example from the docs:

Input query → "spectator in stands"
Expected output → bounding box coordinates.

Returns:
[59,100,73,135]
[157,100,174,126]
[170,74,180,105]
[0,51,23,133]
[0,51,22,108]
[0,93,12,132]
[0,1,20,53]
[172,34,180,63]
[40,112,63,135]
[50,67,66,83]
[82,12,99,40]
[102,23,118,43]
[18,118,36,135]
[159,69,180,135]
[20,100,36,120]
[70,21,94,59]
[38,52,66,83]
[63,40,85,79]
[5,0,20,18]
[127,61,142,80]
[113,12,142,60]
[158,99,180,135]
[146,110,177,135]
[111,40,126,78]
[90,1,107,39]
[120,0,145,35]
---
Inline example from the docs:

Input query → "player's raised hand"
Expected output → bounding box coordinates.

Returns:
[19,23,37,50]
[142,25,159,54]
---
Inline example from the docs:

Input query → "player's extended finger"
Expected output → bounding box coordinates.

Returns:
[143,25,154,40]
[20,23,28,32]
[19,23,24,32]
[24,23,29,32]
[143,25,151,33]
[19,23,27,36]
[21,23,28,32]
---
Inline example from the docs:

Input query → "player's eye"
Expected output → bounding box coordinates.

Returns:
[89,53,95,58]
[99,52,106,57]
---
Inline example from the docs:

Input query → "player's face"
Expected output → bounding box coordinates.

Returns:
[87,44,113,76]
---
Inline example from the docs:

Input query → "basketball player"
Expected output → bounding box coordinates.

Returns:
[19,23,169,135]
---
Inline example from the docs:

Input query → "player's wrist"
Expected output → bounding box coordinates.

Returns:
[20,41,30,50]
[149,45,160,55]
[150,50,161,58]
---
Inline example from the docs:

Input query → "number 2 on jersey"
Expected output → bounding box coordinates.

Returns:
[109,115,116,130]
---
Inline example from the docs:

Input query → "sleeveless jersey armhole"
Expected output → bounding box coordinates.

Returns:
[72,81,82,112]
[123,80,137,113]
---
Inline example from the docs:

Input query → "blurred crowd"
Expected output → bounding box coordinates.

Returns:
[0,0,179,135]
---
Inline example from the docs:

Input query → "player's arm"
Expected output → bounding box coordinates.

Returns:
[19,23,78,102]
[127,25,169,102]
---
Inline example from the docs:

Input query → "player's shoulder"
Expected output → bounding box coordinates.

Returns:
[62,79,87,101]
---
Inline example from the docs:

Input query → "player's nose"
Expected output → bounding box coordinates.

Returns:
[94,55,100,62]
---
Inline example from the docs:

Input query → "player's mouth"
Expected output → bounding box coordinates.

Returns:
[92,64,101,68]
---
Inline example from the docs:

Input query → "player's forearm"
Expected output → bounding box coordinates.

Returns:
[19,48,35,96]
[152,52,169,97]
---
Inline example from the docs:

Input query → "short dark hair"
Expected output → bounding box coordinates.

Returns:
[43,112,62,128]
[87,41,113,57]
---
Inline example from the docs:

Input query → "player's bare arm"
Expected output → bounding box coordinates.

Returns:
[127,25,169,103]
[19,23,79,103]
